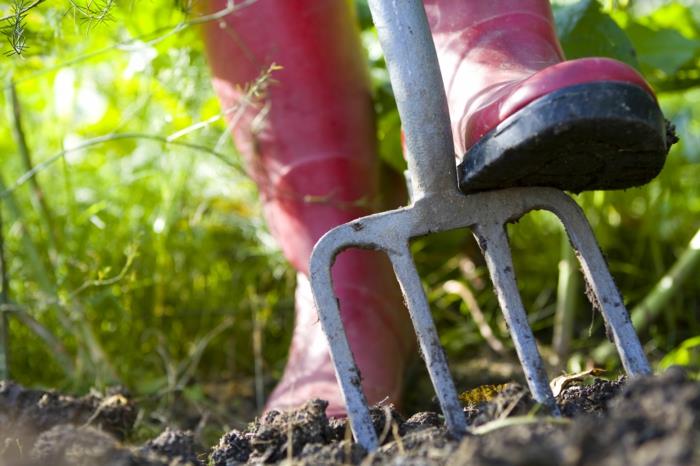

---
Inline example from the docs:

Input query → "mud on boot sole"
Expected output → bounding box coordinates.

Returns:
[458,82,673,194]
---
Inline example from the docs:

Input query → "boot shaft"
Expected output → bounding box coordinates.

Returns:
[203,0,381,273]
[424,0,565,154]
[423,0,654,157]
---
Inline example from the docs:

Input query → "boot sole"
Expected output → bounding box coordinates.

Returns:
[458,82,672,194]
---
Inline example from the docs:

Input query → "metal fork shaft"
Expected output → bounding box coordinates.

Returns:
[474,223,560,414]
[309,250,379,451]
[367,0,457,198]
[390,246,467,436]
[557,201,652,375]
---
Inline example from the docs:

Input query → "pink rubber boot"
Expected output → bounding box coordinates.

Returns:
[202,0,415,415]
[425,0,671,193]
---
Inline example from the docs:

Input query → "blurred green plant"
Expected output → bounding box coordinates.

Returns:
[0,0,697,432]
[0,1,293,411]
[660,335,700,377]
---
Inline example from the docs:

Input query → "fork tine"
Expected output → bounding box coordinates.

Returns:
[309,239,379,451]
[389,246,468,436]
[307,187,651,454]
[473,223,560,415]
[554,198,652,376]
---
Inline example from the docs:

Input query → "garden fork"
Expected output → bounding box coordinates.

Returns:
[309,0,651,452]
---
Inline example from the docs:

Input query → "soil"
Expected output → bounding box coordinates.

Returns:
[0,367,698,466]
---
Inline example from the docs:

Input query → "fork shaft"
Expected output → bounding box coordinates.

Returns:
[557,199,652,375]
[390,246,468,436]
[474,224,560,415]
[367,0,457,198]
[309,251,379,450]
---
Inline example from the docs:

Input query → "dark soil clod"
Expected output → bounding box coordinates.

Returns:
[210,429,251,465]
[403,411,442,433]
[140,428,203,466]
[0,380,136,443]
[557,376,625,417]
[29,424,125,466]
[238,399,336,463]
[467,382,535,426]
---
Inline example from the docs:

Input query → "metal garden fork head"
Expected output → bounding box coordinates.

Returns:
[308,0,652,452]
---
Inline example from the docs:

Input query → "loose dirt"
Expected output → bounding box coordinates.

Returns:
[1,367,697,465]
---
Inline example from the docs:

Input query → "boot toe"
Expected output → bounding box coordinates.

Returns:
[459,81,672,194]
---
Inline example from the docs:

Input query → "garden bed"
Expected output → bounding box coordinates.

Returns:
[1,368,697,465]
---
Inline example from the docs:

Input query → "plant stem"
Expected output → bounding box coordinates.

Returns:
[5,0,257,89]
[0,174,53,292]
[0,175,81,377]
[252,304,265,411]
[594,228,700,362]
[553,231,580,368]
[1,132,244,201]
[470,415,571,435]
[8,78,61,257]
[0,205,9,379]
[1,303,74,375]
[630,228,700,329]
[0,0,47,23]
[443,279,506,354]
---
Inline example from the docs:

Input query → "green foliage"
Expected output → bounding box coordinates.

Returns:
[660,336,700,377]
[613,3,700,91]
[0,1,295,406]
[554,0,639,67]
